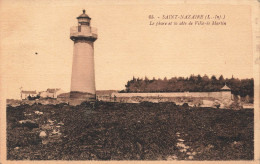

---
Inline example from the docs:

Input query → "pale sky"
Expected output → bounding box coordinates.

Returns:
[0,0,253,99]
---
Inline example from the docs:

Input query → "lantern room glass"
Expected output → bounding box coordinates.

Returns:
[78,18,90,26]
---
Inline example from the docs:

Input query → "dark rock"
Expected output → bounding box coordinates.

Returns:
[182,103,189,107]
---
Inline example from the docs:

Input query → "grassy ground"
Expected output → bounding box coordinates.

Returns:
[7,101,254,160]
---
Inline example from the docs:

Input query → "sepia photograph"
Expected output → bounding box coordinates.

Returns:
[0,0,259,162]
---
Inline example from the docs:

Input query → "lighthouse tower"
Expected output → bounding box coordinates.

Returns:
[70,10,98,100]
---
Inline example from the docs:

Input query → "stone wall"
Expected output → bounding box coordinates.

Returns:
[111,91,228,99]
[106,91,232,105]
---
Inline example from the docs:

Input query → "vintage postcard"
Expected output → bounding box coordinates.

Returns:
[0,0,259,163]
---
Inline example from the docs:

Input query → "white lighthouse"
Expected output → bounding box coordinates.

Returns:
[70,10,98,100]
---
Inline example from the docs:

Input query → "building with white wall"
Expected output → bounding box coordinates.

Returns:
[39,88,65,98]
[20,90,38,100]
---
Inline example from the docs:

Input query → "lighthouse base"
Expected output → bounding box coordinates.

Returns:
[70,91,96,102]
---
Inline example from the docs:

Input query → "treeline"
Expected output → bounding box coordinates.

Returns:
[121,75,254,97]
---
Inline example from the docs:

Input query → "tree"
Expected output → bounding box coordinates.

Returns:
[211,75,217,81]
[197,74,202,81]
[219,75,224,81]
[27,95,32,100]
[122,74,254,98]
[144,76,149,82]
[202,74,209,81]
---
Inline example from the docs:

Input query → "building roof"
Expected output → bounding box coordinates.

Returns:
[221,84,231,91]
[77,9,91,19]
[46,88,61,93]
[21,90,37,94]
